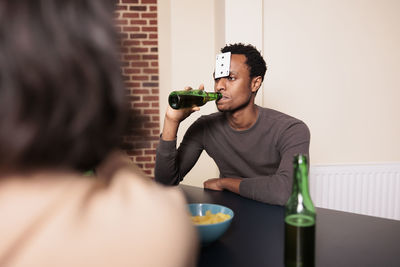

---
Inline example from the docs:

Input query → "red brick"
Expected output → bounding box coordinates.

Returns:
[116,5,128,11]
[122,13,139,18]
[136,156,152,162]
[130,33,147,39]
[131,75,149,80]
[143,54,158,60]
[142,40,157,45]
[124,68,141,74]
[115,19,128,25]
[145,150,157,155]
[130,6,147,11]
[143,96,158,101]
[149,6,157,12]
[143,82,158,87]
[131,61,149,67]
[124,54,141,60]
[143,68,158,74]
[145,122,159,128]
[143,109,159,115]
[142,0,156,4]
[149,20,157,25]
[123,26,140,31]
[124,82,141,88]
[135,142,152,149]
[134,102,150,108]
[122,0,139,3]
[122,40,141,46]
[141,13,157,18]
[145,163,155,168]
[130,19,147,25]
[149,34,158,39]
[142,26,157,32]
[127,96,141,101]
[132,89,150,94]
[131,47,149,53]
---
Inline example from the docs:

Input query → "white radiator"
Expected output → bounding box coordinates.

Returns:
[309,163,400,221]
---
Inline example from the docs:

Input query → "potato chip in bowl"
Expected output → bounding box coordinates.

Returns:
[188,203,234,244]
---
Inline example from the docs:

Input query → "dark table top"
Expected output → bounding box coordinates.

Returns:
[180,184,400,267]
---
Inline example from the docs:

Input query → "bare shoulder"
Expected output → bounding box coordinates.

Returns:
[88,169,199,267]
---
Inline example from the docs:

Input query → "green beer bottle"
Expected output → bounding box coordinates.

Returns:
[284,154,316,267]
[168,90,222,110]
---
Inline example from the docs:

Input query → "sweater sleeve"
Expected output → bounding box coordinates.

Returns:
[239,122,310,205]
[155,118,205,185]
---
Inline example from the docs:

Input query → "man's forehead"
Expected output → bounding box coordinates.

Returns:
[214,52,231,79]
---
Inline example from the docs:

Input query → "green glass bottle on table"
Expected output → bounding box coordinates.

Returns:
[284,154,316,267]
[168,90,222,109]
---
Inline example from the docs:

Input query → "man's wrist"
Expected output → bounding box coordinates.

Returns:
[161,117,180,141]
[217,178,224,189]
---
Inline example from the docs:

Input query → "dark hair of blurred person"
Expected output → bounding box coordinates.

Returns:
[0,0,127,173]
[0,1,198,266]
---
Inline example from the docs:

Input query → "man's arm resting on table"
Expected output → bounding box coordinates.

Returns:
[203,178,243,194]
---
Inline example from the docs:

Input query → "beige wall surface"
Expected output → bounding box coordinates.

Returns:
[263,0,400,165]
[158,0,400,186]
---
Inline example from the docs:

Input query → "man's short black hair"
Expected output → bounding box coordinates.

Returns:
[221,43,267,81]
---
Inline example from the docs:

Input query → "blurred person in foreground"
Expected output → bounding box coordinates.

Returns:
[155,43,310,205]
[0,1,197,266]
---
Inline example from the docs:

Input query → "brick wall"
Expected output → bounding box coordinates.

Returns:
[115,0,159,177]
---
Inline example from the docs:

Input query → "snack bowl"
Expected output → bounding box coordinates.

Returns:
[188,203,234,244]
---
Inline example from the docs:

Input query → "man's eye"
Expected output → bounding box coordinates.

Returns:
[214,78,221,82]
[228,76,236,81]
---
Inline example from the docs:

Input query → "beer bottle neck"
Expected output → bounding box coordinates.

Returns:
[292,162,313,205]
[205,92,222,101]
[285,154,316,223]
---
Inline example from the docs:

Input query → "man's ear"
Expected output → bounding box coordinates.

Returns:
[251,76,262,93]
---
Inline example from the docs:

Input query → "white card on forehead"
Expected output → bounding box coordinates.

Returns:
[215,52,231,78]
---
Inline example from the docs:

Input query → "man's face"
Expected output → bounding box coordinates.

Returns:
[214,54,255,112]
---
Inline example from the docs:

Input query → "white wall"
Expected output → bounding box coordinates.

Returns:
[158,0,400,187]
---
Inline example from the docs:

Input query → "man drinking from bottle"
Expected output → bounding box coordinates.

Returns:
[155,43,310,205]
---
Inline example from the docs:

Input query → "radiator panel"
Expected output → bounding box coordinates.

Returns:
[309,163,400,220]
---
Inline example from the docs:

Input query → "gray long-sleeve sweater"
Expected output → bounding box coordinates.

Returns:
[155,106,310,205]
